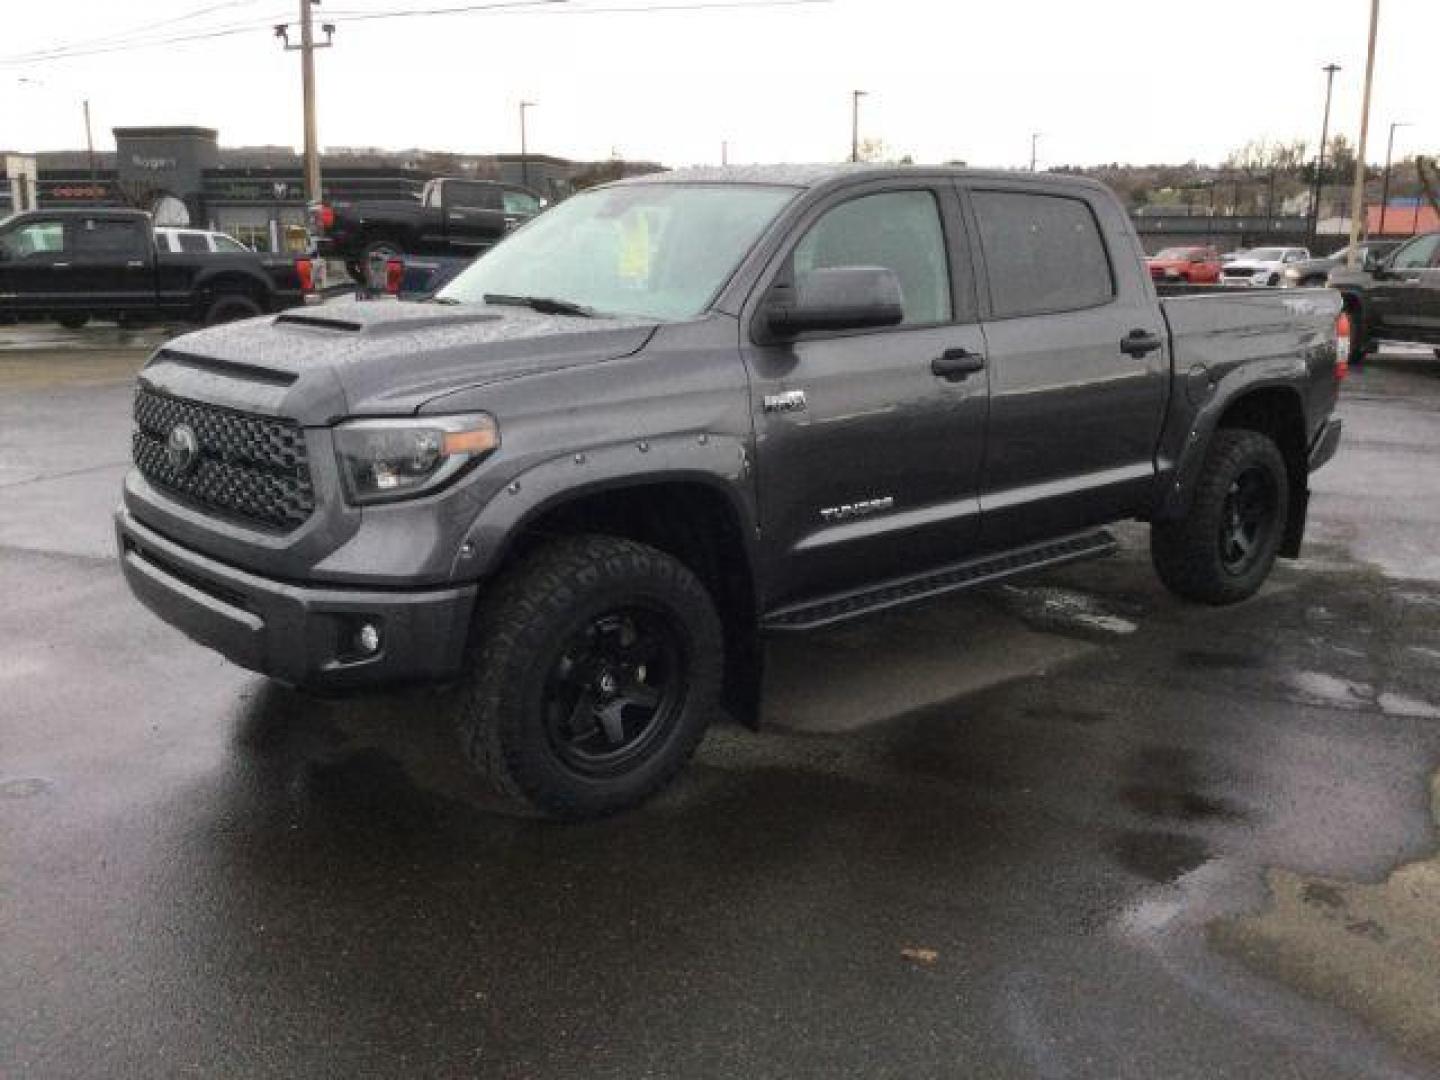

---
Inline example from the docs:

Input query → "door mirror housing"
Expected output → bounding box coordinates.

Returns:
[763,265,905,337]
[1362,248,1387,274]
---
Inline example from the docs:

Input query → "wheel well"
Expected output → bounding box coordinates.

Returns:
[198,275,266,310]
[504,482,762,726]
[1217,387,1308,557]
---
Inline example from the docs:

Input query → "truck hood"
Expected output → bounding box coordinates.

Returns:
[138,298,659,424]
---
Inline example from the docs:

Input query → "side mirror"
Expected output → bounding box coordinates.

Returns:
[763,265,904,337]
[1362,249,1386,274]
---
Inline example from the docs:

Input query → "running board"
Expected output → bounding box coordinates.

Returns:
[761,529,1118,632]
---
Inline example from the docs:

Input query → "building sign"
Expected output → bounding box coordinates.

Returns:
[205,179,305,202]
[130,154,178,171]
[40,181,117,203]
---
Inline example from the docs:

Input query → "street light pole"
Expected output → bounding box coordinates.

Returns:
[850,90,867,163]
[82,99,96,184]
[1030,132,1041,172]
[519,101,535,188]
[1378,120,1409,236]
[1345,0,1381,264]
[1309,62,1341,246]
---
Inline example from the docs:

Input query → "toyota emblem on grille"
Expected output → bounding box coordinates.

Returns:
[166,424,199,474]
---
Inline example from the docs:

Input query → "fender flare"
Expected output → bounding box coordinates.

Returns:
[452,431,759,584]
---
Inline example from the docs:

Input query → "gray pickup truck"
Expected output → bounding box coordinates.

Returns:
[116,165,1346,818]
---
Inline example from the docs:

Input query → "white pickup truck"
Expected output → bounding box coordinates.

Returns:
[1220,246,1311,287]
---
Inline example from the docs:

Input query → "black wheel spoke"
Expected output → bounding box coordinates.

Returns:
[596,700,628,746]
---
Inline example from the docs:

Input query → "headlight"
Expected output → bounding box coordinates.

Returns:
[333,414,499,505]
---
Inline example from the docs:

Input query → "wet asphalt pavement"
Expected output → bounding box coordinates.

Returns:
[3,326,1440,1078]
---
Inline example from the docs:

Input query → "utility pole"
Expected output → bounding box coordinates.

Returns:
[1378,120,1409,236]
[82,99,96,185]
[1309,62,1341,246]
[721,140,728,166]
[519,101,535,188]
[850,90,867,163]
[1346,0,1381,263]
[276,1,334,206]
[1030,132,1041,172]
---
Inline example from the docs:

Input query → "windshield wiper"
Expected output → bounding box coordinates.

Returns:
[482,293,596,318]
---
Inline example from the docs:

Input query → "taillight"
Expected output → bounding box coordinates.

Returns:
[295,257,315,293]
[385,257,404,296]
[1334,311,1351,381]
[318,204,335,232]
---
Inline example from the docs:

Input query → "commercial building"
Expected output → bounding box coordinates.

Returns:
[1,126,662,251]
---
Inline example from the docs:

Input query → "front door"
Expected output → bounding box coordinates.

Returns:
[742,183,989,608]
[440,182,507,250]
[964,185,1169,549]
[0,217,71,315]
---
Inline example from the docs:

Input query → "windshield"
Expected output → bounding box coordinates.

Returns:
[1246,248,1285,262]
[1154,247,1203,260]
[438,183,798,320]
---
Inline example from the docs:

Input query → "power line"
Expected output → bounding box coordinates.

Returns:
[1,1,279,64]
[1,0,828,64]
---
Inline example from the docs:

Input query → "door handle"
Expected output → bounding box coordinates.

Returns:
[1120,329,1163,357]
[52,262,72,269]
[126,260,145,269]
[931,348,986,381]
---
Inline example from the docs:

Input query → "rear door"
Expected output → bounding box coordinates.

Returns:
[440,182,507,248]
[0,217,71,314]
[1369,233,1440,343]
[69,216,154,314]
[742,180,989,606]
[963,184,1168,550]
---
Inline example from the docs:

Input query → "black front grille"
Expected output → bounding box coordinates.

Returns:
[132,388,314,531]
[1222,266,1256,278]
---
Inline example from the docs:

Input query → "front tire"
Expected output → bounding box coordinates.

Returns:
[203,293,263,326]
[1151,429,1289,605]
[459,535,723,820]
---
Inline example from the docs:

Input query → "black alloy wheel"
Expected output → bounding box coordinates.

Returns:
[1218,464,1279,576]
[542,606,687,778]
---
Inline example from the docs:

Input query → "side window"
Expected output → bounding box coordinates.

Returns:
[73,219,146,258]
[791,190,952,326]
[502,189,541,215]
[214,235,249,253]
[1391,235,1440,270]
[445,182,501,211]
[972,191,1114,318]
[177,232,210,253]
[1,220,66,259]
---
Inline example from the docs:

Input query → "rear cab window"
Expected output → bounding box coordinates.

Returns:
[176,232,210,254]
[73,218,148,258]
[970,190,1115,318]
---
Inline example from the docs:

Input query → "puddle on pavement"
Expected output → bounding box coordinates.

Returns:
[1110,829,1212,884]
[991,584,1140,638]
[1209,771,1440,1064]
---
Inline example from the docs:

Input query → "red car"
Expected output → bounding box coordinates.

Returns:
[1147,246,1222,284]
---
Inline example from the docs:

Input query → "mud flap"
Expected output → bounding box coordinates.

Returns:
[1280,486,1309,558]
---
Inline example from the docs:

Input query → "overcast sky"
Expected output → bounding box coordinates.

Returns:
[2,0,1436,169]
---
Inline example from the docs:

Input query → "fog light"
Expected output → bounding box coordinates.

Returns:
[356,622,381,655]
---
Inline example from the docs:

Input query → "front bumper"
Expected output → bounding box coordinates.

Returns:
[116,509,477,690]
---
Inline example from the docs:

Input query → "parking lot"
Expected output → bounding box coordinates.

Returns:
[3,327,1440,1077]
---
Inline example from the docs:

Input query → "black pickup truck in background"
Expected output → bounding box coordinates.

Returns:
[1329,230,1440,364]
[0,208,319,328]
[117,165,1347,819]
[312,177,545,280]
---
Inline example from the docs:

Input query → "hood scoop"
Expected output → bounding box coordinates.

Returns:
[274,302,505,337]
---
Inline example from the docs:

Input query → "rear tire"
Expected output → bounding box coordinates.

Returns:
[56,313,89,331]
[1151,429,1289,605]
[459,535,723,820]
[202,293,263,326]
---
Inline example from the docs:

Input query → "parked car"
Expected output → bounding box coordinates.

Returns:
[1220,246,1312,287]
[1221,249,1249,264]
[1329,231,1440,363]
[311,178,544,281]
[155,227,253,255]
[1146,245,1222,284]
[1279,240,1402,288]
[116,165,1346,819]
[0,209,320,329]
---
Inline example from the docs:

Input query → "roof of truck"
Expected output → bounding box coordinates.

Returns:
[612,163,1112,196]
